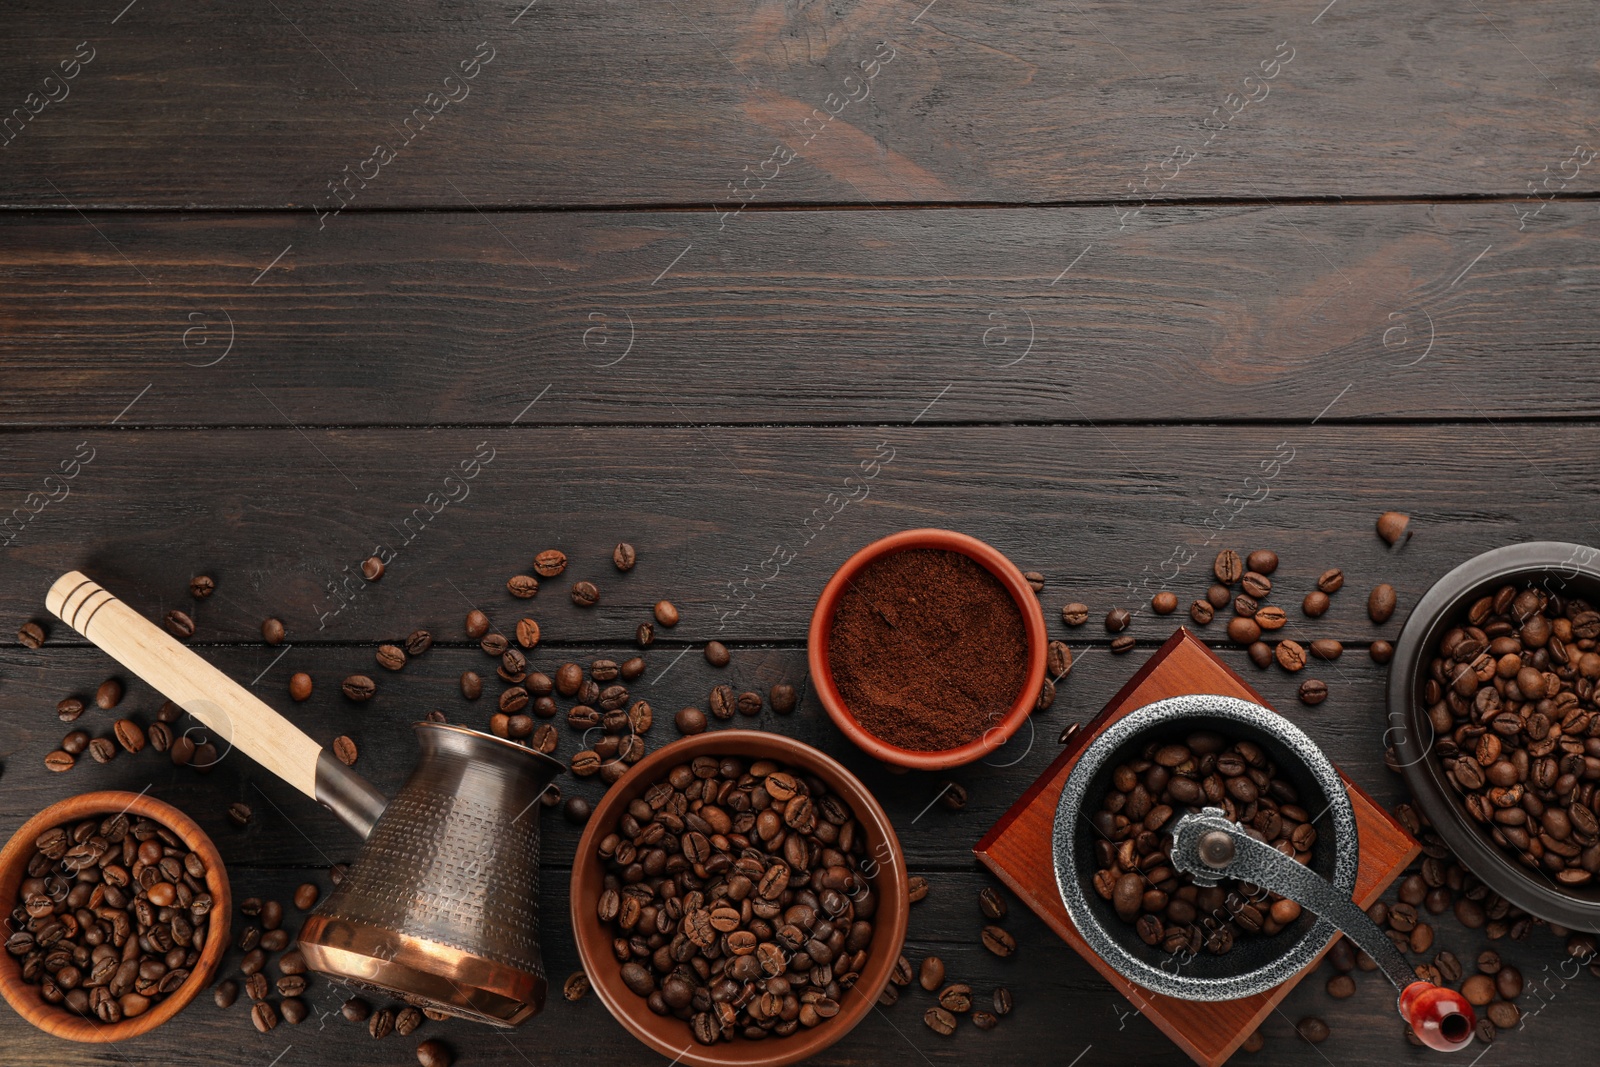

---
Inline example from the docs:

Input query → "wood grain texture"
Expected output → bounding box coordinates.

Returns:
[2,425,1598,644]
[0,1,1597,207]
[975,630,1418,1067]
[0,204,1597,426]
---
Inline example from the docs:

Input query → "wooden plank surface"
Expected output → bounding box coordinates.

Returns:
[2,425,1598,644]
[0,204,1597,426]
[1,1,1597,208]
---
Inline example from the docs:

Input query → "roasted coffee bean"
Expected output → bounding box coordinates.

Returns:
[109,718,144,753]
[571,750,601,776]
[465,609,490,638]
[654,600,680,627]
[534,549,568,577]
[570,581,599,607]
[341,675,376,701]
[1326,974,1356,998]
[95,679,123,710]
[508,574,540,599]
[288,672,313,702]
[333,736,358,766]
[279,997,307,1024]
[992,986,1013,1015]
[88,737,116,763]
[1317,569,1345,594]
[396,1006,423,1035]
[214,979,238,1009]
[342,997,372,1022]
[1377,510,1411,545]
[972,1010,998,1030]
[556,662,584,696]
[61,730,88,755]
[1309,639,1343,661]
[1110,634,1135,654]
[1214,549,1243,584]
[1296,1017,1329,1043]
[734,690,761,716]
[370,1006,395,1039]
[938,984,973,1013]
[18,621,46,648]
[1247,641,1273,669]
[1303,590,1330,617]
[563,971,590,1002]
[1486,1001,1519,1029]
[1047,640,1074,676]
[1256,606,1288,631]
[376,644,407,671]
[908,875,929,902]
[43,749,75,772]
[1105,608,1131,633]
[252,1000,278,1032]
[1368,583,1397,623]
[770,683,798,713]
[1495,965,1522,999]
[981,925,1016,957]
[1061,603,1089,626]
[279,950,307,976]
[164,610,196,638]
[1477,950,1502,975]
[612,543,637,571]
[228,802,253,827]
[1298,679,1328,705]
[675,707,706,735]
[481,633,508,656]
[704,641,730,667]
[939,782,968,811]
[1151,591,1178,615]
[1435,950,1462,983]
[564,796,591,825]
[260,617,286,645]
[979,887,1008,921]
[1370,639,1394,664]
[513,617,541,649]
[293,883,319,910]
[459,671,483,700]
[56,697,86,722]
[1275,640,1307,672]
[1241,572,1272,598]
[919,956,945,991]
[1207,584,1233,609]
[416,1039,453,1067]
[1462,974,1495,1006]
[1226,616,1261,645]
[1190,600,1214,625]
[1024,570,1045,593]
[262,899,283,930]
[1234,594,1259,618]
[1246,550,1278,575]
[360,555,385,580]
[923,1006,957,1036]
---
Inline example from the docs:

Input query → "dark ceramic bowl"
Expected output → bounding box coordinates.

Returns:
[1388,541,1600,932]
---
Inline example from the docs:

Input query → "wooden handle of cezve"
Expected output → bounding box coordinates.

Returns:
[47,571,387,837]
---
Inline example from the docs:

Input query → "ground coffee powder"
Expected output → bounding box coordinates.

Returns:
[827,547,1029,751]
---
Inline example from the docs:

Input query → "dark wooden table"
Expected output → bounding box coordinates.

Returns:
[3,1,1598,1064]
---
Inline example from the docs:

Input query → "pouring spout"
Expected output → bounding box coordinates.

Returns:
[315,752,389,838]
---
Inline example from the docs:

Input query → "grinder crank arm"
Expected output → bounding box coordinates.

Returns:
[1167,809,1476,1053]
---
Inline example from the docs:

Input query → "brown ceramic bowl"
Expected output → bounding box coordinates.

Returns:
[0,791,231,1041]
[570,731,909,1067]
[809,528,1048,770]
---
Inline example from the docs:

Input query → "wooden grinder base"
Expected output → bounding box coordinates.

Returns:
[974,629,1419,1067]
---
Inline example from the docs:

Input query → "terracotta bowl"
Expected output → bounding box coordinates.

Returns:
[0,791,231,1042]
[570,731,909,1067]
[808,528,1048,770]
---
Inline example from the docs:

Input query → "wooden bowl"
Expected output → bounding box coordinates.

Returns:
[570,731,909,1067]
[0,791,231,1042]
[808,527,1048,770]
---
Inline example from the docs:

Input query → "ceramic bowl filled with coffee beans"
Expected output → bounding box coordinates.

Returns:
[0,791,230,1041]
[1389,541,1600,932]
[570,730,909,1067]
[1054,695,1359,1000]
[808,528,1047,771]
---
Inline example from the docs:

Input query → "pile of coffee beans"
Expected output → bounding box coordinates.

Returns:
[6,813,214,1021]
[1423,581,1600,884]
[1090,731,1316,954]
[591,755,878,1046]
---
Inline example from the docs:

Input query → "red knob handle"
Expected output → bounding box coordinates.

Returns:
[1398,981,1477,1052]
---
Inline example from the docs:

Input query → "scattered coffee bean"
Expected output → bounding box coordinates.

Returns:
[654,600,679,627]
[923,1007,957,1036]
[1254,606,1287,631]
[1369,640,1394,664]
[228,802,253,826]
[1303,591,1330,618]
[252,1000,279,1032]
[1435,950,1462,983]
[1317,569,1345,594]
[1310,639,1343,661]
[261,899,283,930]
[972,1010,998,1030]
[1024,571,1045,593]
[1214,550,1243,585]
[43,750,74,772]
[215,980,238,1009]
[1242,1030,1264,1053]
[1047,640,1073,676]
[563,971,590,1002]
[919,956,945,991]
[1241,572,1272,599]
[56,697,85,722]
[396,1006,423,1035]
[979,887,1008,921]
[261,618,286,645]
[88,737,116,763]
[981,924,1016,957]
[361,556,385,580]
[1234,594,1258,619]
[1486,1000,1519,1028]
[18,621,46,648]
[1495,965,1522,999]
[342,997,372,1022]
[770,683,798,713]
[95,679,123,710]
[1461,973,1495,1006]
[332,734,357,766]
[1061,603,1089,626]
[1246,550,1278,575]
[1151,591,1178,615]
[1298,679,1328,705]
[1296,1017,1329,1043]
[1106,608,1131,633]
[1276,640,1306,672]
[376,644,407,671]
[1377,510,1412,546]
[416,1039,453,1067]
[1226,616,1261,645]
[1190,600,1214,625]
[465,609,490,638]
[1477,949,1501,975]
[1368,583,1397,623]
[1326,974,1356,998]
[993,986,1012,1015]
[289,672,313,701]
[736,690,762,716]
[1247,642,1273,669]
[636,621,655,647]
[675,707,706,735]
[533,549,567,578]
[403,628,432,656]
[704,641,730,667]
[164,609,196,638]
[61,730,88,755]
[508,574,540,599]
[564,796,591,825]
[939,782,968,811]
[460,671,482,699]
[1207,584,1233,609]
[370,1006,395,1039]
[341,675,375,702]
[570,581,599,607]
[280,997,307,1024]
[938,983,973,1012]
[514,618,541,649]
[612,543,637,571]
[293,883,319,910]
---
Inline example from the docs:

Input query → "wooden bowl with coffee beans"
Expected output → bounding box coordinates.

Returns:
[570,731,909,1067]
[0,791,231,1042]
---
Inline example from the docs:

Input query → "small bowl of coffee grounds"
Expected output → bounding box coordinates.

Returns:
[808,529,1046,770]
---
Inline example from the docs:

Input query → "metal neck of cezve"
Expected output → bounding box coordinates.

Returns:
[313,750,389,839]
